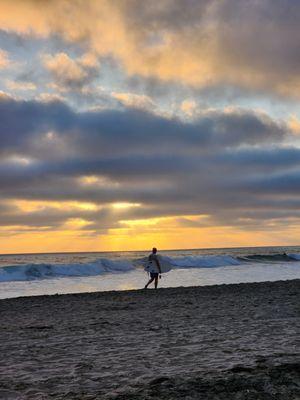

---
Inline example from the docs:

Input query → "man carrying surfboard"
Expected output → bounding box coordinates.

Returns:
[144,247,162,289]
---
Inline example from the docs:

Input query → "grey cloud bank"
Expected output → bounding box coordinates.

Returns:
[0,96,300,232]
[0,97,287,156]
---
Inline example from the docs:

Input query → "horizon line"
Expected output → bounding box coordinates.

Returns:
[1,244,299,257]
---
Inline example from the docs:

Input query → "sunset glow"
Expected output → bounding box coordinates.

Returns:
[1,0,300,253]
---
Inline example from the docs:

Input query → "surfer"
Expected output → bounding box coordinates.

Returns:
[144,247,162,289]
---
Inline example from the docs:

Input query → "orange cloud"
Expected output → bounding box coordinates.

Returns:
[43,53,89,86]
[180,100,198,116]
[1,1,299,97]
[6,80,37,91]
[111,91,155,110]
[288,115,300,135]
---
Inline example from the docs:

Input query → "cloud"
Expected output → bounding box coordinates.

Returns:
[111,92,156,111]
[37,92,66,103]
[0,48,10,68]
[43,52,100,89]
[0,96,299,234]
[0,0,300,97]
[79,52,99,69]
[0,90,14,100]
[288,115,300,135]
[180,100,198,117]
[1,1,300,97]
[0,97,287,160]
[6,80,37,91]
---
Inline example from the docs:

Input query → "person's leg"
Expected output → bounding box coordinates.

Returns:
[154,275,158,289]
[145,277,154,288]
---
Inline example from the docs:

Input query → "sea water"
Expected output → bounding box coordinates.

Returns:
[0,246,300,299]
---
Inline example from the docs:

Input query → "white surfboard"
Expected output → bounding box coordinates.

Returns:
[144,255,172,274]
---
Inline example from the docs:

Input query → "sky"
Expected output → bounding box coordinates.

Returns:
[0,0,300,253]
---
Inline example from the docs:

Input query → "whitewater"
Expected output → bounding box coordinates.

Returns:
[0,246,300,299]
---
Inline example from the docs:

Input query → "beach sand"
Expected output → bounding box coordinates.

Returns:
[0,280,299,399]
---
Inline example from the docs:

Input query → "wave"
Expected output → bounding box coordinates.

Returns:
[0,258,134,282]
[165,253,300,268]
[165,255,240,268]
[0,253,299,282]
[288,253,300,261]
[237,253,294,263]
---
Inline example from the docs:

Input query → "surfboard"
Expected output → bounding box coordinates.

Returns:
[144,255,172,274]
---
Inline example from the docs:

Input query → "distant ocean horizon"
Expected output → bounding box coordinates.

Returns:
[2,243,300,256]
[1,245,300,299]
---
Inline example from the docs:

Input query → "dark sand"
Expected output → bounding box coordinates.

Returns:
[0,280,299,399]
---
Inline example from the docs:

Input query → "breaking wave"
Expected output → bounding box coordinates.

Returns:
[288,253,300,261]
[237,253,295,263]
[0,253,299,282]
[0,258,134,282]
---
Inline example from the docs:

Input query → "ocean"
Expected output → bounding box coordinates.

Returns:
[1,246,300,299]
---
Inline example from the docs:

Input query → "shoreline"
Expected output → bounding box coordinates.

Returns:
[1,277,299,302]
[1,279,299,399]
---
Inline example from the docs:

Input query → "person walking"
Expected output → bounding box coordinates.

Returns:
[144,247,162,289]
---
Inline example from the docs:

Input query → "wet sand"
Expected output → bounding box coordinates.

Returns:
[0,280,299,399]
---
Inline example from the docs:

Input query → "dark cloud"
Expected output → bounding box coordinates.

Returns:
[0,97,287,157]
[0,205,88,229]
[0,96,299,232]
[121,0,300,96]
[217,0,300,77]
[0,200,122,235]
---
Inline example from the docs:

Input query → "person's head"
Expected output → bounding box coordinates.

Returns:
[152,247,157,254]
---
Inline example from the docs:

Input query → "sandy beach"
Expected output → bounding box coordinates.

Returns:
[0,279,299,399]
